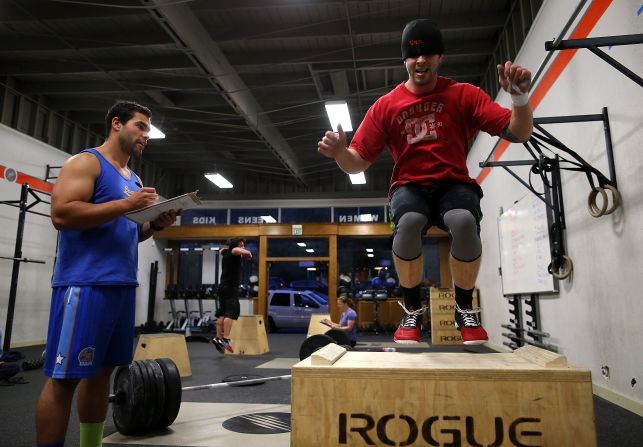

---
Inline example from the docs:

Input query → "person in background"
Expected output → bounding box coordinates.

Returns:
[322,295,358,347]
[211,238,253,354]
[317,19,533,346]
[36,100,179,447]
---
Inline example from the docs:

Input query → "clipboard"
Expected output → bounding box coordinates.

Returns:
[125,191,201,224]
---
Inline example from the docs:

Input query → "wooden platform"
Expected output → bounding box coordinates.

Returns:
[227,315,269,355]
[133,333,192,377]
[430,287,479,345]
[292,345,595,446]
[307,314,331,337]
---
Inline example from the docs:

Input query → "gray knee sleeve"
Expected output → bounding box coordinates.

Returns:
[443,209,481,261]
[392,212,428,260]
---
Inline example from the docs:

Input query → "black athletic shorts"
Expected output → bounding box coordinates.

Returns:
[214,285,241,319]
[389,182,483,233]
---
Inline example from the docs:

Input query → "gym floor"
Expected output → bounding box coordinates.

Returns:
[1,332,641,447]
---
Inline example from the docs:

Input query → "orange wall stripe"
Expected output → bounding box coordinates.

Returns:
[476,0,614,185]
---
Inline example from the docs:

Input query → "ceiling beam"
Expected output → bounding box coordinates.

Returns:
[144,0,306,184]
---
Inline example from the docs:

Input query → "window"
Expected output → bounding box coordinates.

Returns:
[268,237,329,257]
[294,293,320,308]
[270,292,291,307]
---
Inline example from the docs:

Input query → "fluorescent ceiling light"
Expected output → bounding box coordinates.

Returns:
[297,242,307,247]
[163,248,173,252]
[204,173,233,189]
[324,101,353,132]
[261,215,277,223]
[180,247,189,252]
[307,267,317,271]
[367,254,374,258]
[366,248,373,252]
[374,266,383,270]
[349,172,366,185]
[306,249,314,253]
[360,214,373,222]
[193,247,203,251]
[149,124,165,139]
[210,247,219,251]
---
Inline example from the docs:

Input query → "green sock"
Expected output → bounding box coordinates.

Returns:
[80,421,104,447]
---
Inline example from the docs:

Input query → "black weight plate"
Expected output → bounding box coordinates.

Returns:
[112,366,134,434]
[146,359,166,430]
[299,334,335,360]
[112,363,146,435]
[131,361,149,432]
[137,360,158,432]
[154,358,182,430]
[222,374,265,387]
[134,360,152,432]
[325,328,351,346]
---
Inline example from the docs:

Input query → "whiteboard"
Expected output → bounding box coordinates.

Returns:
[497,194,558,295]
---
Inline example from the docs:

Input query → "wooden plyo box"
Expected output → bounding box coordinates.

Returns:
[227,315,269,355]
[292,345,596,447]
[430,287,479,345]
[356,300,374,330]
[307,314,331,337]
[133,333,192,377]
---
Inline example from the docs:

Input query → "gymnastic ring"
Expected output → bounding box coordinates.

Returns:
[587,188,608,217]
[601,184,621,216]
[548,255,573,280]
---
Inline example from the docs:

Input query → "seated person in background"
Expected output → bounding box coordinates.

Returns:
[322,295,358,347]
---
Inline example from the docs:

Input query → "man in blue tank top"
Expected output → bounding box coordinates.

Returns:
[35,101,180,447]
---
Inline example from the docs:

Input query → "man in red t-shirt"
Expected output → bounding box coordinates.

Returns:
[318,19,533,345]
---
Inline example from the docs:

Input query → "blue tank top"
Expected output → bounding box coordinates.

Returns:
[52,148,141,286]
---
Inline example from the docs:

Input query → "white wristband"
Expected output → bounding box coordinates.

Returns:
[508,80,529,107]
[511,92,529,107]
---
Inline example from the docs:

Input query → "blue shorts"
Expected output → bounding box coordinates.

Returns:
[44,286,136,379]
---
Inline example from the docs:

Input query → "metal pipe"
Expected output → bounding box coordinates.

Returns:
[108,374,292,402]
[182,374,291,392]
[531,0,589,89]
[545,34,643,50]
[3,184,28,353]
[601,107,616,187]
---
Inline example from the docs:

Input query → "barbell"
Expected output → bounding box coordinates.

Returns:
[110,327,352,435]
[109,358,291,435]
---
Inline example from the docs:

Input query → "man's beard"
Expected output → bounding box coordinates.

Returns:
[120,134,143,158]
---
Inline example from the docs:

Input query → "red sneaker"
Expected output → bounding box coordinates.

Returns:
[210,337,226,354]
[222,338,234,353]
[455,305,488,345]
[393,303,425,344]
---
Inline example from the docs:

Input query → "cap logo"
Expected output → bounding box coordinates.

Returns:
[409,39,424,46]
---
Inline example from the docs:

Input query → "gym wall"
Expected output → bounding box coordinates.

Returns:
[0,123,167,346]
[467,0,642,411]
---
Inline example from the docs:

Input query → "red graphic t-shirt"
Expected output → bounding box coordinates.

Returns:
[350,77,511,196]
